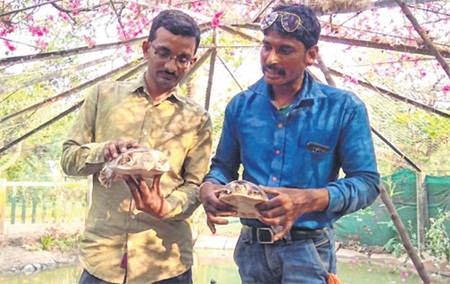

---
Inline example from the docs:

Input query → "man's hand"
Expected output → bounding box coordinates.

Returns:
[256,186,329,241]
[124,174,168,218]
[103,140,139,161]
[199,182,236,234]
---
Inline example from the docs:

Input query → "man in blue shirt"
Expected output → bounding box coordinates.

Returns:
[199,4,380,283]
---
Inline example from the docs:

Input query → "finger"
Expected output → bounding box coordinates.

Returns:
[127,140,140,149]
[204,201,235,214]
[151,175,162,194]
[206,217,216,234]
[124,175,142,205]
[216,211,238,217]
[117,140,129,154]
[273,220,294,241]
[258,215,283,227]
[273,227,289,242]
[134,176,153,202]
[258,205,285,218]
[103,143,115,161]
[207,213,230,226]
[259,186,279,196]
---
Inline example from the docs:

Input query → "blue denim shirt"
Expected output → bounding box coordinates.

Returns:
[205,72,380,229]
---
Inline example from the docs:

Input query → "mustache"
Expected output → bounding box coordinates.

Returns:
[158,70,177,76]
[262,63,285,75]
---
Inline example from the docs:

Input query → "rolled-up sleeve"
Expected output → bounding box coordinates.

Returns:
[326,102,380,215]
[61,85,107,176]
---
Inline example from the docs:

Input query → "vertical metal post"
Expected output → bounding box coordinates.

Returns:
[32,187,38,223]
[416,172,428,254]
[42,187,47,223]
[0,179,6,235]
[11,186,16,225]
[21,187,27,224]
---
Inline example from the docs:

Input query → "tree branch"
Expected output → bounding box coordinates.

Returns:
[394,0,450,78]
[0,37,144,66]
[379,184,431,284]
[1,53,118,95]
[0,0,62,18]
[325,66,450,119]
[0,58,144,124]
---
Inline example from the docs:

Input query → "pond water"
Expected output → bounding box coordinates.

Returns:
[0,249,445,284]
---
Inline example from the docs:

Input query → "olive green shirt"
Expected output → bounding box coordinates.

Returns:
[61,73,212,283]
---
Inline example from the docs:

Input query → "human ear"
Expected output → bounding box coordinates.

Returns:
[142,41,150,58]
[305,46,319,66]
[190,56,198,65]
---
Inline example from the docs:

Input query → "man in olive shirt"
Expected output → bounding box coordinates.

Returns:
[61,10,212,284]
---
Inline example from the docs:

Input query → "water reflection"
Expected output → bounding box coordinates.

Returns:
[0,249,442,284]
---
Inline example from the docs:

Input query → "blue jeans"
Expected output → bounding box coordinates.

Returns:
[79,268,192,284]
[234,227,336,284]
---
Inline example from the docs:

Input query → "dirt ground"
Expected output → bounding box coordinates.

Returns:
[0,223,82,275]
[1,222,448,281]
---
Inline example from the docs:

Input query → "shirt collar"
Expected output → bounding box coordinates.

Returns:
[125,72,186,103]
[249,71,327,105]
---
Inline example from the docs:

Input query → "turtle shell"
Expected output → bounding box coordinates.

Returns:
[219,180,268,219]
[98,147,170,188]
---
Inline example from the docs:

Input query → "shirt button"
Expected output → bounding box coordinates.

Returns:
[130,214,136,220]
[277,123,283,129]
[272,177,277,182]
[275,150,280,155]
[143,130,148,136]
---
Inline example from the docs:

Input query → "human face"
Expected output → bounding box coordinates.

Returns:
[142,27,197,96]
[260,30,317,91]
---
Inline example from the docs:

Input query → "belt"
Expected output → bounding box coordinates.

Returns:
[243,225,325,244]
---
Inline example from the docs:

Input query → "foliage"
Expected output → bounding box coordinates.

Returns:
[426,209,450,262]
[34,226,82,252]
[382,220,417,258]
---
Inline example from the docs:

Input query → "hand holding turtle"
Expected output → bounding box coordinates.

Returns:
[103,140,139,161]
[199,182,236,234]
[256,186,329,241]
[124,174,169,218]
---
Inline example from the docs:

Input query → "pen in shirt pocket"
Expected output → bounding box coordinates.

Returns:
[306,142,331,153]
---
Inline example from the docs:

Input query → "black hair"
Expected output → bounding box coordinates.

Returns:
[148,10,201,54]
[263,5,321,50]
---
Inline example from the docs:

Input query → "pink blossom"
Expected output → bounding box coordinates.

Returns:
[59,12,69,21]
[129,2,140,14]
[101,5,110,13]
[28,25,49,37]
[343,76,359,85]
[82,35,96,47]
[442,85,450,92]
[126,45,133,54]
[35,38,49,50]
[68,0,81,10]
[4,40,16,51]
[211,11,224,28]
[191,2,204,13]
[0,23,14,37]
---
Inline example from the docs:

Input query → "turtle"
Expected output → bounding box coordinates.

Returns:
[219,180,268,219]
[98,147,170,188]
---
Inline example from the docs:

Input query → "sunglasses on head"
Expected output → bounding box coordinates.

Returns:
[261,11,306,33]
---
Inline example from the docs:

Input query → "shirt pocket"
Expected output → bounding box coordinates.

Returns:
[294,139,334,185]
